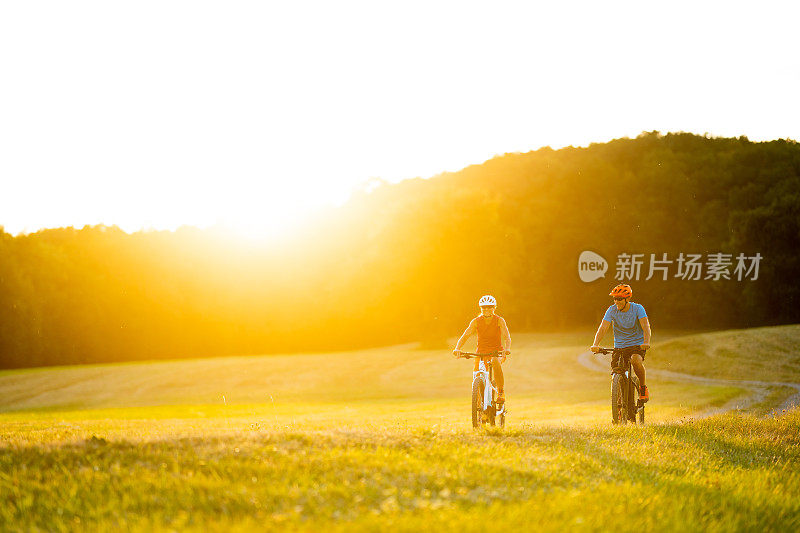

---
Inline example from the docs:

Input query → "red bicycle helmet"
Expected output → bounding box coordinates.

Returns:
[609,284,633,299]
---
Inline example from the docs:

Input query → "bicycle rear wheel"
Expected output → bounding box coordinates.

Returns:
[628,380,638,423]
[471,376,485,428]
[611,374,626,424]
[628,375,641,423]
[488,382,497,426]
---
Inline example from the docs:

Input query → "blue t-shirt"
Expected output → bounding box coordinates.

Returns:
[603,302,647,348]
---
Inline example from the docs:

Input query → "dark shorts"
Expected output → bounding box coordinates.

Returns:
[614,346,646,361]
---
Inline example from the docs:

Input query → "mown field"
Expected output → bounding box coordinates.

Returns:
[650,324,800,382]
[1,326,799,531]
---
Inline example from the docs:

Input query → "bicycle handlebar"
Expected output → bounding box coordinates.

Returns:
[594,347,647,355]
[457,351,506,358]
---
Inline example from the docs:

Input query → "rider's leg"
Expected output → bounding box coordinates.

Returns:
[631,354,646,388]
[492,358,504,392]
[632,353,649,401]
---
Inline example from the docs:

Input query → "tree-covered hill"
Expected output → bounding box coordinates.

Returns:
[2,132,798,368]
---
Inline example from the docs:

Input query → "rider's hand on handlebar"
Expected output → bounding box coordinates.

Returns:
[590,345,600,353]
[453,349,462,358]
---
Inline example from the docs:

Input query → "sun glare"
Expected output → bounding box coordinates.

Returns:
[1,2,798,235]
[223,214,305,245]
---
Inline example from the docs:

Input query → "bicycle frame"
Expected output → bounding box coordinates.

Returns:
[473,359,505,417]
[459,351,506,427]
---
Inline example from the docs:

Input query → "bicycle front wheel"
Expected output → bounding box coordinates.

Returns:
[471,376,485,428]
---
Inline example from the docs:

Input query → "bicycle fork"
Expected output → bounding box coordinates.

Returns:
[472,367,505,417]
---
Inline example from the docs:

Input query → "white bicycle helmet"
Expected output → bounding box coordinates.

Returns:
[478,294,497,307]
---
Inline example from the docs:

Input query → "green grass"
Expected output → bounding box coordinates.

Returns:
[1,326,799,531]
[649,324,800,382]
[2,410,799,531]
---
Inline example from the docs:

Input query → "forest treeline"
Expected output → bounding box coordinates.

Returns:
[2,132,799,369]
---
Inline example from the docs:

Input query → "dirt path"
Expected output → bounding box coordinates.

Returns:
[577,350,800,418]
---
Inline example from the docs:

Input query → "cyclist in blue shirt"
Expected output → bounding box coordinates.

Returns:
[591,284,651,402]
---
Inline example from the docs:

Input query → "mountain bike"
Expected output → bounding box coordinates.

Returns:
[596,347,645,425]
[457,351,507,428]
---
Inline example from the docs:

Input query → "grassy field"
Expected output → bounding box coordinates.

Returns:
[1,326,799,531]
[649,324,800,382]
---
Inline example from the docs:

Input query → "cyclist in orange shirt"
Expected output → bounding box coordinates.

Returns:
[453,295,512,403]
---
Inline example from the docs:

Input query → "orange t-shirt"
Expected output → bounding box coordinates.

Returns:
[476,314,502,354]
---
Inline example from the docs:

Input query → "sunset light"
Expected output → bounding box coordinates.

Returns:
[2,2,800,531]
[2,1,798,236]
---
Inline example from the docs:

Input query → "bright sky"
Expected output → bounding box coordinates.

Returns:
[1,1,798,237]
